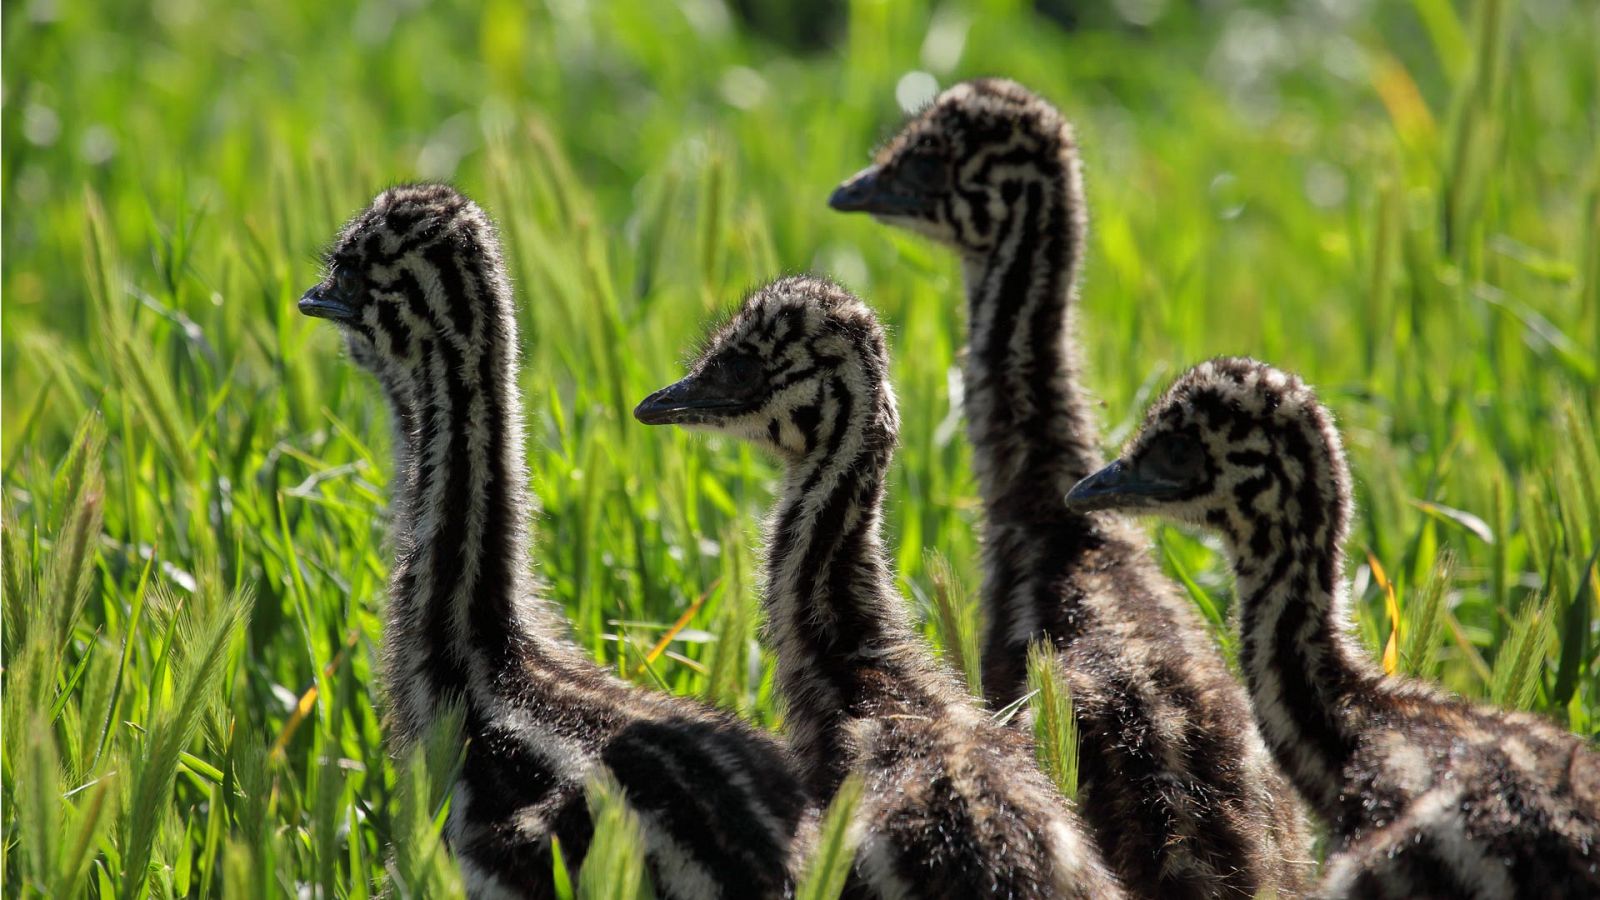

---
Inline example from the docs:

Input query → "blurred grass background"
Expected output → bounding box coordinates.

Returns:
[3,0,1598,895]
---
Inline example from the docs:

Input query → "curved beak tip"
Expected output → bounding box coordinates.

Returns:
[633,386,687,426]
[827,185,860,211]
[631,395,662,425]
[828,166,881,213]
[1064,460,1132,512]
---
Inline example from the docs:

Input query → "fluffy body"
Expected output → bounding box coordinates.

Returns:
[832,78,1312,898]
[638,275,1123,899]
[1070,356,1600,899]
[303,184,814,899]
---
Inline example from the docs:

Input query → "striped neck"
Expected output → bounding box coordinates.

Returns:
[961,171,1101,519]
[374,275,570,745]
[1227,474,1374,823]
[763,375,943,796]
[962,157,1108,707]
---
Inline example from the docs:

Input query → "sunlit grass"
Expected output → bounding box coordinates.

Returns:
[3,0,1597,895]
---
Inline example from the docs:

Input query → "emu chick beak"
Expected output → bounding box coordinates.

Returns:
[1065,459,1147,512]
[634,374,737,426]
[298,285,357,322]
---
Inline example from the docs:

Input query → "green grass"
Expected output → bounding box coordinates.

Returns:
[3,0,1598,895]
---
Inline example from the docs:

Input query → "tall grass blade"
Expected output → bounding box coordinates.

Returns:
[796,774,865,900]
[1400,552,1454,679]
[1490,595,1553,712]
[1,509,30,654]
[384,702,466,898]
[1552,547,1599,710]
[51,771,116,898]
[42,483,101,655]
[705,534,754,711]
[923,548,982,697]
[578,771,657,900]
[14,708,63,894]
[1026,642,1080,800]
[118,589,249,897]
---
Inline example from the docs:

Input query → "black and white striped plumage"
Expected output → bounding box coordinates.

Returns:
[1067,357,1600,899]
[301,184,815,899]
[831,79,1312,898]
[636,276,1123,900]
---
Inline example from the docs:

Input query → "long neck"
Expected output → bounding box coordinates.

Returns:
[378,275,588,747]
[961,162,1101,517]
[764,376,956,796]
[1228,462,1376,824]
[965,156,1110,706]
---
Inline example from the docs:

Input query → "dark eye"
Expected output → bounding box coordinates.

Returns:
[719,354,762,387]
[335,267,364,298]
[1142,433,1205,483]
[897,153,947,192]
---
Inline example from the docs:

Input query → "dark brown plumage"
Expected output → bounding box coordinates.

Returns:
[831,79,1313,898]
[1068,357,1600,899]
[302,184,814,899]
[637,275,1124,899]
